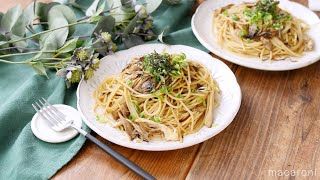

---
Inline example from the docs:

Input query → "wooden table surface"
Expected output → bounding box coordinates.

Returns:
[2,0,319,179]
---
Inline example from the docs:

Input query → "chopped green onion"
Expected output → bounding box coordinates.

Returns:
[245,38,251,43]
[223,10,228,16]
[96,115,108,123]
[202,99,207,107]
[126,79,133,86]
[160,85,169,94]
[150,116,161,122]
[139,113,145,118]
[271,22,283,30]
[239,30,247,38]
[212,123,219,127]
[128,114,135,121]
[232,15,239,21]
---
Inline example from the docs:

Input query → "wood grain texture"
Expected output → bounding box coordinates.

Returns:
[53,135,201,179]
[187,63,320,180]
[0,0,319,179]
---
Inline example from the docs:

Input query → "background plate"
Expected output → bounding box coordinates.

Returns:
[192,0,320,71]
[77,44,241,151]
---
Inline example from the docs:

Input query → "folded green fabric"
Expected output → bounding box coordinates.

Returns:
[0,0,206,179]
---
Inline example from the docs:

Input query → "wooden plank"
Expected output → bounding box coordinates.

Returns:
[187,60,320,179]
[53,135,201,179]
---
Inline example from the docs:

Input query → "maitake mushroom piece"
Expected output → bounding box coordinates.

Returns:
[135,118,179,141]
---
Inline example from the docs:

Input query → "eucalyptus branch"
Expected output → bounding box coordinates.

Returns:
[35,57,70,61]
[115,32,158,37]
[33,22,49,25]
[0,21,88,47]
[0,50,57,58]
[0,59,29,64]
[66,35,91,41]
[26,25,37,35]
[0,47,38,51]
[77,0,133,22]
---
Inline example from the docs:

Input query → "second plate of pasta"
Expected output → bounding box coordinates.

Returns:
[192,0,320,71]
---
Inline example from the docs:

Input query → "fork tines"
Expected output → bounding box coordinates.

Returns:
[32,98,66,127]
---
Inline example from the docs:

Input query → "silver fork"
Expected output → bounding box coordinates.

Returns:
[32,98,155,180]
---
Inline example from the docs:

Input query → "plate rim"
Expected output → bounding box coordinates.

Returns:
[76,43,242,151]
[191,0,320,71]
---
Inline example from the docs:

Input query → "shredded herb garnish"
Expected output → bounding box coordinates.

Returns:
[150,116,161,122]
[96,115,108,123]
[126,79,133,86]
[243,0,291,32]
[142,51,187,83]
[128,114,135,121]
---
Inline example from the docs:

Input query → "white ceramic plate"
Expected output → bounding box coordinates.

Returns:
[77,44,241,151]
[192,0,320,71]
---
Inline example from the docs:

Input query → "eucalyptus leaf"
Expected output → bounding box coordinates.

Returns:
[46,18,68,51]
[31,62,48,78]
[86,0,101,16]
[92,15,115,36]
[123,34,144,48]
[35,2,59,22]
[58,37,78,53]
[48,5,77,36]
[53,0,71,4]
[23,2,35,26]
[0,5,23,33]
[87,1,106,23]
[145,0,162,14]
[0,12,3,24]
[110,0,135,23]
[0,34,8,48]
[71,0,95,11]
[88,15,102,24]
[165,0,181,5]
[122,14,139,37]
[11,13,28,37]
[33,45,48,60]
[120,0,134,11]
[39,6,70,57]
[76,38,93,47]
[10,34,27,52]
[158,30,165,43]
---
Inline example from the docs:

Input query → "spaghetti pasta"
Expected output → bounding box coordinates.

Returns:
[213,0,313,61]
[94,52,220,142]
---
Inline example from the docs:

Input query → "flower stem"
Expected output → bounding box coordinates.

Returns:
[0,50,57,58]
[77,0,133,22]
[0,47,39,51]
[67,35,91,41]
[0,59,29,64]
[0,21,87,47]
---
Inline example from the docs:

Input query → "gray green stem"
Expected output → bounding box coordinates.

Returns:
[0,50,57,58]
[0,21,87,47]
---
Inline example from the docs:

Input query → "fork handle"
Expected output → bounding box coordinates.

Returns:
[85,133,156,180]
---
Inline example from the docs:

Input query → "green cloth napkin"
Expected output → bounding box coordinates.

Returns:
[0,0,206,179]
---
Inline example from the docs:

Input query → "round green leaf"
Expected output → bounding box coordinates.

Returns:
[86,0,101,16]
[58,37,78,53]
[11,14,28,37]
[31,62,48,78]
[48,5,77,36]
[0,5,22,33]
[35,2,59,22]
[122,14,139,36]
[23,2,35,26]
[10,34,27,52]
[144,0,163,14]
[92,15,115,36]
[123,34,144,48]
